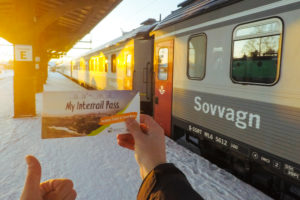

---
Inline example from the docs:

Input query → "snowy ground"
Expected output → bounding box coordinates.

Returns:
[0,71,272,200]
[0,69,13,80]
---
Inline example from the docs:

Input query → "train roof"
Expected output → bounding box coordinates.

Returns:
[80,19,158,58]
[153,0,242,31]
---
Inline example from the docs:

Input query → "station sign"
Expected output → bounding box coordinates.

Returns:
[14,45,33,61]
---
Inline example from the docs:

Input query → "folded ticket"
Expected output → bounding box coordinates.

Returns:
[42,90,139,139]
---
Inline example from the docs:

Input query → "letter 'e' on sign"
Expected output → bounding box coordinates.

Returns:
[15,45,33,61]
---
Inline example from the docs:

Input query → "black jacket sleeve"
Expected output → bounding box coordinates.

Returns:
[137,163,204,200]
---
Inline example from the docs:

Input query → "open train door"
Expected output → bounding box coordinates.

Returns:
[153,39,174,137]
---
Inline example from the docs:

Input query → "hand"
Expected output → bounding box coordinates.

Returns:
[20,155,77,200]
[117,114,166,179]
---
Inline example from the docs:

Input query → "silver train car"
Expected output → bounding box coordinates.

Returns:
[151,0,300,199]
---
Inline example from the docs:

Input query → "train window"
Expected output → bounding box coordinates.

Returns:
[80,58,85,70]
[232,18,283,85]
[96,57,100,72]
[89,59,92,71]
[93,58,95,71]
[105,59,108,72]
[187,34,206,80]
[126,54,132,76]
[158,48,168,80]
[99,57,104,72]
[89,57,97,71]
[92,59,95,71]
[111,54,116,73]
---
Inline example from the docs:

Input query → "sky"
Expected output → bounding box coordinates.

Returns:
[68,0,183,57]
[0,0,184,62]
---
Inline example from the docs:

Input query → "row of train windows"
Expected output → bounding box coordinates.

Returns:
[89,57,108,72]
[158,17,283,85]
[73,54,131,75]
[88,56,113,73]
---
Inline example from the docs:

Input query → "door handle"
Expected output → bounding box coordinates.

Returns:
[154,96,158,104]
[144,62,151,100]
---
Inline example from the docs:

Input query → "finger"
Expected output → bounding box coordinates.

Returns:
[21,155,42,199]
[140,114,164,135]
[64,189,77,200]
[140,114,153,124]
[44,191,56,200]
[44,191,60,200]
[25,155,42,186]
[117,134,135,150]
[55,179,74,199]
[117,134,135,145]
[125,118,144,140]
[117,139,135,150]
[40,180,54,196]
[43,179,74,199]
[117,133,134,142]
[140,123,148,133]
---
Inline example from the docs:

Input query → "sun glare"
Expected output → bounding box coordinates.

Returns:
[0,37,13,63]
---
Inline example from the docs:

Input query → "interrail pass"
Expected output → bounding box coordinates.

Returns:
[42,90,140,139]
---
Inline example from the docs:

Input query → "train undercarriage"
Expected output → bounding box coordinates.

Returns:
[173,125,300,200]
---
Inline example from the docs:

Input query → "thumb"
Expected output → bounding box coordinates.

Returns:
[125,118,144,140]
[20,155,42,200]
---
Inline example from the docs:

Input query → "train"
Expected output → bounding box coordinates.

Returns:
[57,18,156,115]
[56,0,300,199]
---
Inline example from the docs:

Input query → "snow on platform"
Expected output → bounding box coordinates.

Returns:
[0,69,13,80]
[0,71,272,200]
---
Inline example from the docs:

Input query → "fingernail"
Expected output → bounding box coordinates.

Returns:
[25,155,32,166]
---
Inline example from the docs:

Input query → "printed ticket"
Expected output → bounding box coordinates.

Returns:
[42,90,140,139]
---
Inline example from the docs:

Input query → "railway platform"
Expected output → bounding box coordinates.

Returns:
[0,71,271,200]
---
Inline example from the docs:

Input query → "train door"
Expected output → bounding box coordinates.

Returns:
[134,38,154,115]
[154,40,174,137]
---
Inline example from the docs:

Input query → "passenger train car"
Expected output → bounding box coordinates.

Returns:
[58,0,300,198]
[58,19,157,115]
[151,0,300,199]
